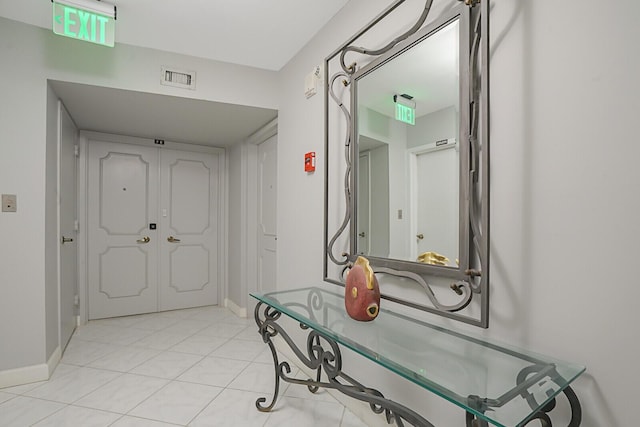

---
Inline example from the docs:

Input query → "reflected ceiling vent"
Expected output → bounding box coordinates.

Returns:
[161,66,196,90]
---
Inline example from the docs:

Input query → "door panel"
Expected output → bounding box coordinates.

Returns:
[99,153,150,234]
[168,159,211,234]
[159,149,219,311]
[59,102,78,349]
[99,247,150,297]
[257,135,277,293]
[88,141,158,319]
[168,245,209,292]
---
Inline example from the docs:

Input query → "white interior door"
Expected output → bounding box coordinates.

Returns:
[58,102,78,349]
[257,135,277,293]
[415,146,459,263]
[159,149,219,311]
[87,140,159,319]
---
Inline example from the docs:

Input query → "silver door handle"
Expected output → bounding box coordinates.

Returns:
[61,236,74,244]
[167,236,181,243]
[136,236,150,244]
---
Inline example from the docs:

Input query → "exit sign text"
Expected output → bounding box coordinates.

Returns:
[53,2,115,47]
[395,103,415,125]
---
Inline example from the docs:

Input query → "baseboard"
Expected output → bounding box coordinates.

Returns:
[47,346,62,377]
[224,298,247,318]
[0,346,60,389]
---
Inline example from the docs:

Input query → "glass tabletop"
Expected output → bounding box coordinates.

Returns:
[251,284,585,427]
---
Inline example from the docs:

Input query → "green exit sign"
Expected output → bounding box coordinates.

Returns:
[52,1,115,47]
[395,103,415,125]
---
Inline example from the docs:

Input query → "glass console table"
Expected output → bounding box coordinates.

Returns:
[251,284,585,427]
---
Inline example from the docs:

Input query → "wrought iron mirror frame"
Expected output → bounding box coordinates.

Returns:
[323,0,490,328]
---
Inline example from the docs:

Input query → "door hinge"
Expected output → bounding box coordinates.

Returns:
[74,219,80,232]
[74,145,80,157]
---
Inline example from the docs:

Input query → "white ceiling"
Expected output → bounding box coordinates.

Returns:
[0,1,350,146]
[0,0,350,71]
[358,18,459,120]
[49,80,278,146]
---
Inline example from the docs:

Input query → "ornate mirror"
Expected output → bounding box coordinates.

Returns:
[324,0,489,327]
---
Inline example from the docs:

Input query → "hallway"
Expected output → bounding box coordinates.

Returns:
[0,306,367,426]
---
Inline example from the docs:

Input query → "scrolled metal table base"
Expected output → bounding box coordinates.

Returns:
[465,390,580,427]
[515,365,582,427]
[254,301,435,427]
[255,302,582,427]
[464,365,582,427]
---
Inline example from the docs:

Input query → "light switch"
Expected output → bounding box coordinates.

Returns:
[2,194,17,212]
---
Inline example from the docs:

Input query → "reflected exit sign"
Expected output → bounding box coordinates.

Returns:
[395,103,415,125]
[52,1,115,47]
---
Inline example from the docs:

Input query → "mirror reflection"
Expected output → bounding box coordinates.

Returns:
[355,19,460,267]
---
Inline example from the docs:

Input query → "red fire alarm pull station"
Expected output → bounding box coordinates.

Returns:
[304,151,316,172]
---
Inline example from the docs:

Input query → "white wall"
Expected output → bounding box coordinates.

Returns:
[0,15,278,380]
[359,106,410,260]
[407,105,457,149]
[368,144,390,257]
[227,142,243,308]
[277,0,639,425]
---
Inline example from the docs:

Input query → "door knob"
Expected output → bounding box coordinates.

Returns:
[61,236,74,244]
[358,232,365,237]
[136,236,150,244]
[416,233,424,240]
[167,236,181,243]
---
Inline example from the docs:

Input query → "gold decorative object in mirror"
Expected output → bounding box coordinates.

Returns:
[417,251,449,266]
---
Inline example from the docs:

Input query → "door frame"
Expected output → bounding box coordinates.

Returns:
[244,119,277,314]
[357,150,371,256]
[57,101,79,350]
[77,131,227,324]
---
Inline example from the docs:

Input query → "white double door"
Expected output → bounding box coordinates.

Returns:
[87,139,219,319]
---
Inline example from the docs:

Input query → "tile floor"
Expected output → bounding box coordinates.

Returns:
[0,306,369,427]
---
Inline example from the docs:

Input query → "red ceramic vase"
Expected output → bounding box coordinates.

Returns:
[345,256,380,321]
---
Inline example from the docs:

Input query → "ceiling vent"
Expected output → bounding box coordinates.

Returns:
[161,66,196,90]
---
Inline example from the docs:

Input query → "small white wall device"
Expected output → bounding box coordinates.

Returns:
[305,65,323,99]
